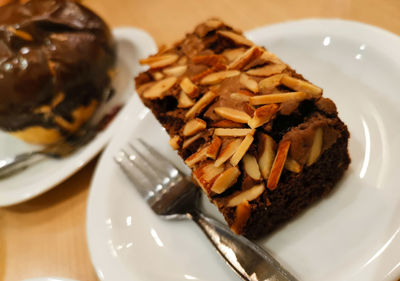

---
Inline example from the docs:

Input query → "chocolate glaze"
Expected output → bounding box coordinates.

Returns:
[0,0,115,131]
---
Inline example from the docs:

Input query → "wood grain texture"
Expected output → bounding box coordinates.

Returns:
[1,0,400,280]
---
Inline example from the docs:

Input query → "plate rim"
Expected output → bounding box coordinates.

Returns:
[86,18,400,281]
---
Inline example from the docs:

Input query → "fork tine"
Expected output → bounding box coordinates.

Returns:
[137,138,181,178]
[114,150,155,200]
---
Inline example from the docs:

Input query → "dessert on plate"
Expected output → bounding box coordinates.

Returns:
[0,0,116,145]
[136,19,350,238]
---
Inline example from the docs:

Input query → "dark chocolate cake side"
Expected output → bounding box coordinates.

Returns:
[135,19,350,238]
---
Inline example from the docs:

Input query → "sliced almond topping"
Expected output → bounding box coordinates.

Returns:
[193,54,225,66]
[200,70,240,85]
[169,135,181,150]
[230,133,255,166]
[211,166,241,194]
[231,201,251,234]
[217,30,254,47]
[227,184,265,207]
[177,56,188,65]
[222,48,246,62]
[140,54,179,69]
[228,46,263,70]
[258,74,284,92]
[7,26,33,41]
[214,139,242,167]
[307,127,323,166]
[248,104,279,129]
[246,63,286,77]
[182,133,203,149]
[258,134,276,180]
[177,91,195,108]
[205,18,224,29]
[211,120,244,128]
[214,128,253,137]
[201,163,225,181]
[214,107,251,123]
[180,77,199,98]
[185,91,217,119]
[183,118,207,137]
[260,51,282,65]
[163,65,187,77]
[193,163,224,193]
[281,75,322,98]
[185,146,208,168]
[230,92,250,102]
[207,136,222,159]
[153,72,164,80]
[243,154,261,180]
[267,140,291,190]
[239,73,259,93]
[143,76,177,99]
[285,157,302,173]
[249,91,312,105]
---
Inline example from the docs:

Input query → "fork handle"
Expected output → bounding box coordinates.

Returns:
[191,211,298,281]
[0,151,45,178]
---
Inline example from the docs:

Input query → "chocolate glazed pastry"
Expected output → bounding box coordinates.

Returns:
[0,0,116,145]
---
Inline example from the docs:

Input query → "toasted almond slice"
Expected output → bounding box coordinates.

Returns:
[169,135,181,150]
[205,18,224,29]
[230,133,255,166]
[281,75,322,98]
[230,92,250,102]
[153,72,164,80]
[140,54,179,69]
[248,104,279,128]
[267,140,291,190]
[207,136,222,159]
[163,65,187,77]
[258,74,284,91]
[214,107,251,123]
[243,154,261,180]
[258,133,276,179]
[228,46,263,70]
[227,184,265,207]
[182,133,202,149]
[260,51,282,65]
[177,91,195,108]
[249,91,312,105]
[7,26,33,41]
[231,201,251,234]
[214,139,242,167]
[239,73,259,93]
[222,48,246,62]
[193,163,224,194]
[200,70,240,85]
[212,120,244,128]
[185,146,208,168]
[307,127,323,166]
[214,128,253,137]
[183,118,207,136]
[180,77,199,98]
[143,77,177,99]
[211,166,241,194]
[193,54,225,66]
[217,30,254,47]
[185,91,217,119]
[285,157,302,173]
[201,163,225,182]
[246,63,286,77]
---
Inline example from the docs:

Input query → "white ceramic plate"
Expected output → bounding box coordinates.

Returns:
[86,19,400,281]
[0,27,157,206]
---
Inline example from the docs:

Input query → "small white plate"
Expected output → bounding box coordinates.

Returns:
[87,19,400,281]
[0,27,157,206]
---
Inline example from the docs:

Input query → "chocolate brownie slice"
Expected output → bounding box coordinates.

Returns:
[135,19,350,238]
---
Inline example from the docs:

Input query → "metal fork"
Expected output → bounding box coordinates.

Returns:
[115,139,298,281]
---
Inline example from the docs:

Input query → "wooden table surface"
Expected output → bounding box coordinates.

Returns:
[1,0,400,280]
